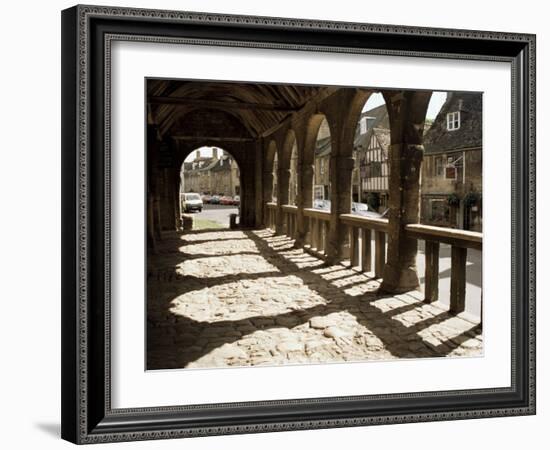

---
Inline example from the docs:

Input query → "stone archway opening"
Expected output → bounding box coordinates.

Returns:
[271,152,278,203]
[351,92,390,216]
[180,146,241,230]
[288,139,298,206]
[313,116,332,212]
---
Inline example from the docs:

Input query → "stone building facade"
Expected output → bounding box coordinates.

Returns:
[421,92,482,231]
[182,148,241,197]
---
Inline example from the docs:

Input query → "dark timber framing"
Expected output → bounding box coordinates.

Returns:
[61,4,535,445]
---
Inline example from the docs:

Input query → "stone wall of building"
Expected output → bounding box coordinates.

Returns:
[182,149,241,197]
[421,148,482,231]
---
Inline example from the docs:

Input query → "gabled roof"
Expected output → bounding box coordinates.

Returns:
[423,92,482,155]
[354,104,390,150]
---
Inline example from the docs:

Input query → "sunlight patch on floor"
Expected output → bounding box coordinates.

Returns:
[176,254,279,278]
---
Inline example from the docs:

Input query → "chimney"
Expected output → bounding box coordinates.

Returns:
[212,147,218,159]
[195,150,201,160]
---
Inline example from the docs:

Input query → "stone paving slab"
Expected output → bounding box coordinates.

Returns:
[147,229,482,370]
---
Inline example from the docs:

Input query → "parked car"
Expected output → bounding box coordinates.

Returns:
[201,194,212,204]
[181,192,203,213]
[351,202,388,219]
[220,196,233,205]
[232,195,240,205]
[351,202,369,215]
[210,195,220,204]
[313,199,331,211]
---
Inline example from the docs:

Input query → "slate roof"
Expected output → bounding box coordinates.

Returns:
[183,156,219,172]
[210,156,235,172]
[423,92,482,155]
[354,104,390,150]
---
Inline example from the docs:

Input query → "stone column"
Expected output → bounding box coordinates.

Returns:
[379,91,430,294]
[276,167,290,234]
[296,164,313,247]
[172,182,181,230]
[325,155,354,263]
[254,141,264,228]
[379,143,423,293]
[263,171,274,228]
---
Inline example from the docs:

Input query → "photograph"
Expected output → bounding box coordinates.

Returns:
[145,79,483,371]
[58,4,536,444]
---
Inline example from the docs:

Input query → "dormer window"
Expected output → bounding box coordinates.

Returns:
[359,116,376,135]
[447,111,460,131]
[359,117,367,135]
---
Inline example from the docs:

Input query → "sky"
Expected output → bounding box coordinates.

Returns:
[362,91,447,120]
[184,91,449,162]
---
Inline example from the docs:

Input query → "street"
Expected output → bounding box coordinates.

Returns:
[189,204,239,229]
[416,242,481,318]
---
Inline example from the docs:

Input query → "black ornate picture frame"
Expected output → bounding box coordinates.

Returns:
[61,4,536,444]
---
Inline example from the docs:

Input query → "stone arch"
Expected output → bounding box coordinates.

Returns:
[280,128,297,168]
[382,90,432,144]
[311,115,332,210]
[179,145,243,227]
[264,139,278,174]
[174,140,245,172]
[345,90,391,207]
[302,114,327,165]
[275,129,298,207]
[159,106,256,141]
[339,90,378,157]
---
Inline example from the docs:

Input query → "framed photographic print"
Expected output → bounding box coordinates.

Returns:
[61,4,536,444]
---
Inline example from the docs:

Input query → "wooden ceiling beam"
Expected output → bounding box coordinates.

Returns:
[149,96,298,112]
[171,135,255,143]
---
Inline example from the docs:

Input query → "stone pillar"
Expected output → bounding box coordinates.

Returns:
[263,171,274,228]
[173,182,181,230]
[296,164,313,247]
[379,91,430,294]
[379,143,423,293]
[159,168,178,231]
[325,155,354,263]
[276,167,290,234]
[254,141,264,228]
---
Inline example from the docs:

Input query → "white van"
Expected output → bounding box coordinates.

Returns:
[181,192,203,213]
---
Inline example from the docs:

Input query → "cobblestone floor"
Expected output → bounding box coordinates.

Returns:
[147,229,482,370]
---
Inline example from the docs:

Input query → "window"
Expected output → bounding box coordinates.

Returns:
[445,154,462,180]
[365,161,382,178]
[446,111,460,130]
[430,200,450,223]
[359,117,367,135]
[359,116,376,135]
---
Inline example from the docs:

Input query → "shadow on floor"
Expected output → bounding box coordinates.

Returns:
[147,229,482,369]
